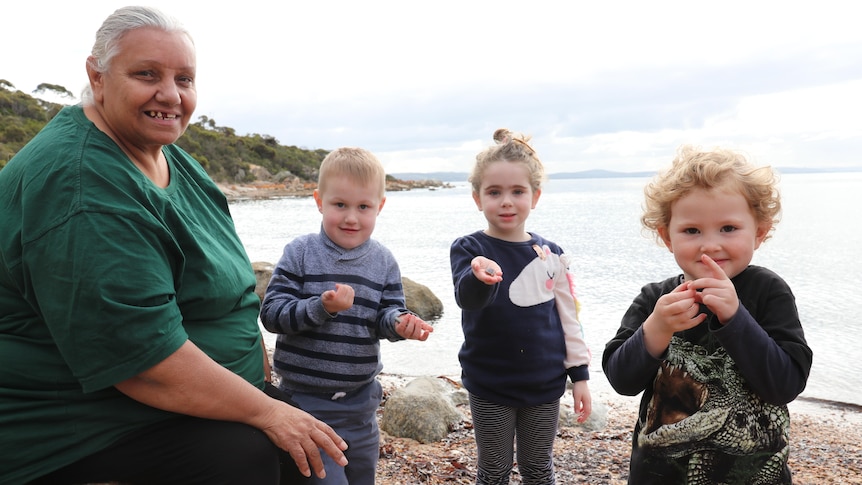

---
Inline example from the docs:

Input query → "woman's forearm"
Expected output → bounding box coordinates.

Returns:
[114,340,272,426]
[114,340,349,478]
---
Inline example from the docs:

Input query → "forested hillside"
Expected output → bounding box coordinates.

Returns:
[0,80,328,183]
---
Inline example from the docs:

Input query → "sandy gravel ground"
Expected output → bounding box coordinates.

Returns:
[375,374,862,485]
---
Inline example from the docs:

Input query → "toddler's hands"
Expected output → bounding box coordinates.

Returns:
[688,254,739,323]
[321,283,354,314]
[471,256,502,285]
[395,313,434,341]
[653,280,705,333]
[642,280,705,357]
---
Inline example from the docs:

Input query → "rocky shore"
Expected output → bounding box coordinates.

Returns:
[217,177,452,201]
[87,373,861,485]
[374,374,862,485]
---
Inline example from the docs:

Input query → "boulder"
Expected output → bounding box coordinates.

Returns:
[252,261,275,301]
[380,376,463,443]
[272,170,296,183]
[247,163,273,181]
[559,397,609,432]
[402,277,443,321]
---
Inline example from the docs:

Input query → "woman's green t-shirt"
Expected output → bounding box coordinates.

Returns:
[0,106,263,483]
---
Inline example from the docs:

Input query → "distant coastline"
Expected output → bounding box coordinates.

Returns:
[218,177,451,202]
[219,166,861,200]
[391,166,862,182]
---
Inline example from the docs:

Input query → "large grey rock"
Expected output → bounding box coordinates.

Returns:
[247,163,273,181]
[252,261,275,301]
[380,376,463,443]
[402,277,443,321]
[559,396,609,432]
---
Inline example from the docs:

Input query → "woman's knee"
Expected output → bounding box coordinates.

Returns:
[181,420,282,483]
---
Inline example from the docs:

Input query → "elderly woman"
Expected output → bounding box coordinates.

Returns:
[0,6,346,484]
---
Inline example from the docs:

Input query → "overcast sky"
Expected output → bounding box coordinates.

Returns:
[4,1,861,175]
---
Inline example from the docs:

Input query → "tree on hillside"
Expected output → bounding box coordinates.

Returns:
[196,115,217,130]
[33,83,75,100]
[0,80,14,91]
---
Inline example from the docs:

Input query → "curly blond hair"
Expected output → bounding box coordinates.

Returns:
[468,128,546,193]
[642,145,781,243]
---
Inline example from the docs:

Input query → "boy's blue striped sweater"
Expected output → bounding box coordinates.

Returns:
[260,228,407,393]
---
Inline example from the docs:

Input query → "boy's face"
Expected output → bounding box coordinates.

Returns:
[658,186,770,281]
[313,174,385,250]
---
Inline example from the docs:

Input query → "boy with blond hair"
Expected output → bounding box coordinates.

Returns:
[261,147,433,484]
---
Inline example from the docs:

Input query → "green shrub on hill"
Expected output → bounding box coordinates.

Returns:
[0,80,326,183]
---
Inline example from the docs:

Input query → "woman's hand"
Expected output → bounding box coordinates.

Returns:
[255,402,349,478]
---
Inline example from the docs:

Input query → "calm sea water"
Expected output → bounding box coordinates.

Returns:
[230,172,862,407]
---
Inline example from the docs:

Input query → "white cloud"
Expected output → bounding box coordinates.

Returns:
[731,80,862,139]
[4,0,862,174]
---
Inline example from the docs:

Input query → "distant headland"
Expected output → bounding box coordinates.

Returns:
[390,166,862,182]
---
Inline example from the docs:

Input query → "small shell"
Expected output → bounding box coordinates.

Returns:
[484,267,496,276]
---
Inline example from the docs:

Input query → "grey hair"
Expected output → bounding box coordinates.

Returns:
[81,6,191,104]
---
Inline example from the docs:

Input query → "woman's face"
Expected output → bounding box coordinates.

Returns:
[89,27,196,152]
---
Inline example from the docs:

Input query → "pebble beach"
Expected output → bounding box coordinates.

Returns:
[375,374,862,485]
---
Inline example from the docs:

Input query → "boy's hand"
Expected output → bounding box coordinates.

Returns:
[395,313,434,341]
[642,281,706,357]
[321,283,354,314]
[688,254,739,323]
[471,256,502,285]
[571,380,592,423]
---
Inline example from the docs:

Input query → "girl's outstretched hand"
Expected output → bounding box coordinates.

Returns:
[471,256,502,285]
[395,313,434,341]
